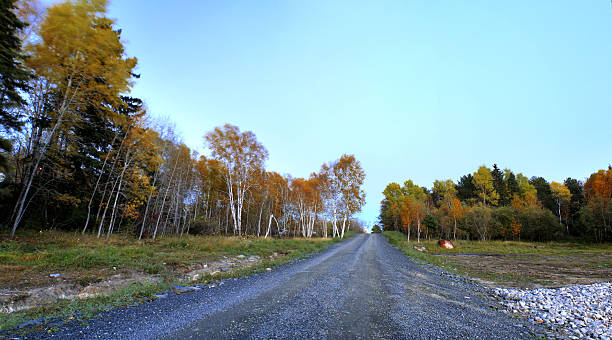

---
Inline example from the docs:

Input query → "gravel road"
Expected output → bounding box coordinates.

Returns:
[31,234,546,339]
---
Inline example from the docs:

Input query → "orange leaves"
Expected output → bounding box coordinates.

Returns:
[450,197,464,219]
[583,168,612,206]
[511,193,541,212]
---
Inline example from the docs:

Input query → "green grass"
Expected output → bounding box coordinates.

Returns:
[0,231,352,332]
[383,231,457,270]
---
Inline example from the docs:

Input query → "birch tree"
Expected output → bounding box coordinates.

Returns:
[205,124,268,235]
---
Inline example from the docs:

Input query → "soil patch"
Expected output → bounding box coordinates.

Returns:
[432,253,611,288]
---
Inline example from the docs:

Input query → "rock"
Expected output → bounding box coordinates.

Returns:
[18,319,42,328]
[237,255,246,259]
[150,293,168,300]
[438,240,454,249]
[248,255,260,262]
[493,282,612,339]
[172,286,194,294]
[266,268,272,272]
[77,286,103,299]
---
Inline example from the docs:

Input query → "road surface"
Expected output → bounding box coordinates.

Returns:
[39,234,544,339]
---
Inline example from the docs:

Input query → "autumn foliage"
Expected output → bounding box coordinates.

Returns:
[0,0,367,239]
[380,164,612,242]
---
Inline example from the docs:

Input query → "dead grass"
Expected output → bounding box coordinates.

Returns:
[0,231,338,289]
[383,231,612,289]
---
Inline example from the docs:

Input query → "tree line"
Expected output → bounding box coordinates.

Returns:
[379,164,611,242]
[0,0,367,239]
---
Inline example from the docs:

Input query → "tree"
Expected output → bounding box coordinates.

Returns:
[504,169,520,198]
[432,179,456,208]
[335,154,366,238]
[582,168,612,242]
[205,124,268,235]
[456,174,477,203]
[379,182,402,230]
[0,0,31,169]
[564,177,584,236]
[491,164,508,206]
[530,177,555,212]
[449,197,464,240]
[516,173,537,197]
[397,180,425,242]
[472,166,499,206]
[550,181,571,230]
[319,154,365,238]
[10,0,137,237]
[465,205,492,240]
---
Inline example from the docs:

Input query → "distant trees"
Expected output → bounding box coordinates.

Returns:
[379,164,612,242]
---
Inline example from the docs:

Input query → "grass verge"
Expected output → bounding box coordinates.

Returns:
[0,231,352,332]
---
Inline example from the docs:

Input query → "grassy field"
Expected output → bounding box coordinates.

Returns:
[0,231,348,332]
[383,231,612,289]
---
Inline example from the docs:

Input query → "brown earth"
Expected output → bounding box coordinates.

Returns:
[431,253,612,289]
[0,254,269,314]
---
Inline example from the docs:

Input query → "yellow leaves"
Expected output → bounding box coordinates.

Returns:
[27,0,136,111]
[472,166,499,206]
[550,181,571,204]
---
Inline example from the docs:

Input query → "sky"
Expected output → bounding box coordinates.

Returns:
[105,0,612,227]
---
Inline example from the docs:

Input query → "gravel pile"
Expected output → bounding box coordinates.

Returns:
[494,282,611,339]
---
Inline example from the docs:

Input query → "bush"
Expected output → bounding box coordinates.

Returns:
[518,207,562,242]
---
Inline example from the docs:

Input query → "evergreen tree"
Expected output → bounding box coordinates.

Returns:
[456,174,477,202]
[529,176,555,212]
[491,164,508,206]
[564,177,584,235]
[0,0,31,169]
[504,169,520,198]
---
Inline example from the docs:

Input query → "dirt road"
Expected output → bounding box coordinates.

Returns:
[39,234,544,339]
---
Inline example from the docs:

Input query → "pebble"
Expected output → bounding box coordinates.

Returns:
[493,282,611,339]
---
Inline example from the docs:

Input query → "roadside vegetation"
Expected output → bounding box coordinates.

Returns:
[384,231,611,289]
[0,230,351,331]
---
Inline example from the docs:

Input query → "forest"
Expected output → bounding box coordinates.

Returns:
[378,164,612,242]
[0,0,367,240]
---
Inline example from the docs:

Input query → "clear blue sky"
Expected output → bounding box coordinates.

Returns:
[107,1,612,226]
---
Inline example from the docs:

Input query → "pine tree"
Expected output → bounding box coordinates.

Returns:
[491,164,508,206]
[0,0,31,169]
